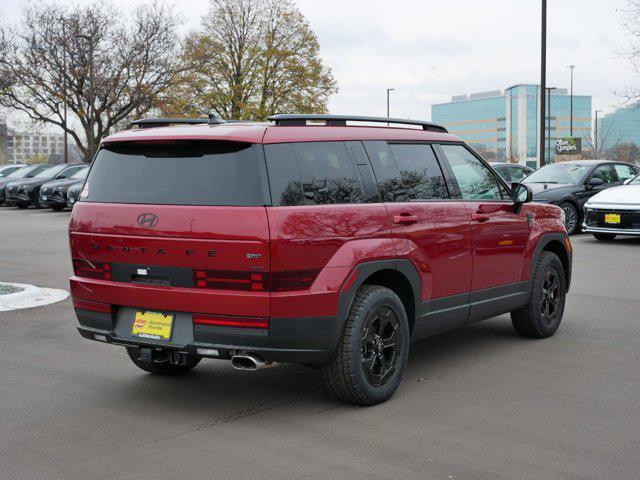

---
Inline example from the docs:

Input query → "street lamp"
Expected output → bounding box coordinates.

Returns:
[567,65,575,136]
[539,0,547,167]
[594,109,602,158]
[386,88,395,119]
[546,87,557,163]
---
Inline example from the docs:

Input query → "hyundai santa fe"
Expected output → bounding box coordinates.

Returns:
[69,114,572,405]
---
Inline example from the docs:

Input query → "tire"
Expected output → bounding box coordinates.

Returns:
[511,251,566,338]
[51,205,65,211]
[125,346,201,375]
[592,232,616,241]
[321,285,410,405]
[17,203,29,209]
[560,201,579,235]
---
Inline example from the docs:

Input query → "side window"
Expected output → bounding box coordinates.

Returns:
[590,165,615,183]
[60,166,83,178]
[508,165,529,182]
[363,141,406,202]
[293,142,362,205]
[614,164,636,182]
[264,143,304,206]
[440,144,505,200]
[387,144,449,200]
[493,165,509,181]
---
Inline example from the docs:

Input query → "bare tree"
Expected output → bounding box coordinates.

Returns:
[607,142,640,164]
[470,144,497,161]
[618,1,640,102]
[579,121,622,160]
[0,2,183,161]
[504,141,520,164]
[162,0,337,120]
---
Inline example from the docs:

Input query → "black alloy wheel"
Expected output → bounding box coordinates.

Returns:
[540,267,561,326]
[511,251,566,338]
[360,305,403,387]
[321,285,410,405]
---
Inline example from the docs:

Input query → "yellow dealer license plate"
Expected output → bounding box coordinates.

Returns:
[132,311,174,341]
[604,213,621,224]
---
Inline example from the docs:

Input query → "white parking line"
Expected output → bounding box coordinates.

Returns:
[28,211,70,217]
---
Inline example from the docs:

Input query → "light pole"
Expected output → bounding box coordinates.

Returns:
[539,0,547,167]
[386,88,395,119]
[567,65,575,137]
[546,87,556,163]
[594,110,602,159]
[75,34,95,159]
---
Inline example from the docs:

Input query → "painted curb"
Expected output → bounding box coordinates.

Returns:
[0,282,69,312]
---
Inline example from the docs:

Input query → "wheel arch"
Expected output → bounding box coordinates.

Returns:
[337,259,421,335]
[531,233,572,292]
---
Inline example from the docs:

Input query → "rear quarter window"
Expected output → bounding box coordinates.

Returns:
[265,141,363,206]
[82,142,269,206]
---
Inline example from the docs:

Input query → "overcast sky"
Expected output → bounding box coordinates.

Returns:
[2,0,637,122]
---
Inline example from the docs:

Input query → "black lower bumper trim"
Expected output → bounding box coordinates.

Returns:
[76,314,342,363]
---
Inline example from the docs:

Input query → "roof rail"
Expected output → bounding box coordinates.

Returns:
[268,114,448,133]
[129,114,226,129]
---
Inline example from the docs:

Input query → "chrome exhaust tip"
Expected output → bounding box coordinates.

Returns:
[231,353,266,371]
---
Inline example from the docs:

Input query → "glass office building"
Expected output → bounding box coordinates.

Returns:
[599,102,640,150]
[432,84,592,167]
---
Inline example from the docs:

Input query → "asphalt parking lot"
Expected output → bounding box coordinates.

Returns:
[1,206,639,480]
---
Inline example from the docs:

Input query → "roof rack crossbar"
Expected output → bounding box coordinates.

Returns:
[129,114,226,129]
[267,114,448,133]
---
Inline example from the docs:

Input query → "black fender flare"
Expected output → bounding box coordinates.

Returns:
[530,232,573,292]
[328,259,422,349]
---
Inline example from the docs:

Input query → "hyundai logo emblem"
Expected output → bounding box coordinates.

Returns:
[137,212,158,227]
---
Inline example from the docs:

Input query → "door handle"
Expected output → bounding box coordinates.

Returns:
[471,212,490,222]
[393,214,418,225]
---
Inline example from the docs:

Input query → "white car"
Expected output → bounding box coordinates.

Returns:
[582,173,640,240]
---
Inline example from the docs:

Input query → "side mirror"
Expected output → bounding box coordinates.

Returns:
[511,182,533,214]
[587,177,605,189]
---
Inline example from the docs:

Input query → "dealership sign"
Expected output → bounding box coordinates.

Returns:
[555,137,581,155]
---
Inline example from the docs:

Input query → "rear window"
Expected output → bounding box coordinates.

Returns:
[82,142,269,206]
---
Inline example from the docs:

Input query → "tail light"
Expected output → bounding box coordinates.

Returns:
[72,298,112,314]
[193,269,318,292]
[194,270,268,291]
[193,314,269,329]
[73,258,111,280]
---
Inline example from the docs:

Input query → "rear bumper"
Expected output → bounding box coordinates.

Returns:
[75,307,342,363]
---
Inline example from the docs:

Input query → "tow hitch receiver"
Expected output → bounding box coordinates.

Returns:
[138,348,191,366]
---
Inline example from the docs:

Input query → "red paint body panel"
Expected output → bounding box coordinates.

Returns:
[102,124,268,145]
[69,203,270,270]
[69,202,271,317]
[70,276,270,316]
[464,200,530,291]
[266,204,395,317]
[385,202,473,301]
[101,124,457,146]
[518,203,567,282]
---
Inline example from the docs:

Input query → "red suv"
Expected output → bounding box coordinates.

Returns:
[69,114,572,405]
